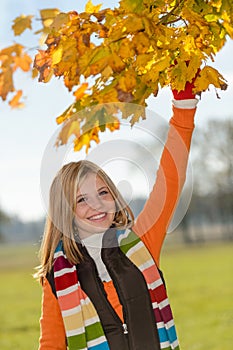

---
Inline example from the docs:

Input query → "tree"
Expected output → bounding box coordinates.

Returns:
[192,118,233,195]
[185,118,233,240]
[0,207,10,242]
[1,0,233,152]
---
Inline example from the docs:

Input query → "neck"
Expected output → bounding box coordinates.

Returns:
[81,231,105,249]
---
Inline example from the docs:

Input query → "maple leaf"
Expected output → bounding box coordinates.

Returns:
[73,83,89,100]
[40,8,60,29]
[12,15,33,36]
[13,53,32,72]
[56,119,81,146]
[193,66,228,93]
[1,0,233,153]
[119,0,144,13]
[0,69,14,101]
[74,126,100,153]
[9,90,24,108]
[33,50,53,82]
[85,0,102,13]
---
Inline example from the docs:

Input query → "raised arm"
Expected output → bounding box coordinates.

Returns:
[132,84,199,266]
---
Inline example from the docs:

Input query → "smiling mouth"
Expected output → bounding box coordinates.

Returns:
[88,213,107,221]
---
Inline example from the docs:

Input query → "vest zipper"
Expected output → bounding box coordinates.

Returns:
[93,267,127,333]
[101,253,130,336]
[79,244,127,337]
[122,323,128,334]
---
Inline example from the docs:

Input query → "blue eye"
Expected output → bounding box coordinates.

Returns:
[99,190,108,196]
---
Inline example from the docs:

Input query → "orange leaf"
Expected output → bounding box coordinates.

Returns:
[106,116,120,131]
[33,50,52,82]
[73,83,88,100]
[0,68,14,100]
[14,53,32,72]
[9,90,24,108]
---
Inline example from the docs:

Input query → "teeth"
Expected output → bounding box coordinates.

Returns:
[89,213,106,220]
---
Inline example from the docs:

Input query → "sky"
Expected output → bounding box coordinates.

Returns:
[0,0,233,222]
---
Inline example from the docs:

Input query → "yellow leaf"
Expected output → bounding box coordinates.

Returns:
[51,12,70,30]
[52,46,63,65]
[135,53,154,74]
[12,15,33,36]
[108,53,125,73]
[152,56,170,73]
[101,65,113,79]
[90,57,109,75]
[119,0,144,13]
[32,67,38,79]
[193,66,227,92]
[90,47,111,65]
[186,56,202,81]
[58,119,80,145]
[40,9,60,28]
[133,32,150,54]
[118,70,136,92]
[223,21,233,39]
[85,0,102,13]
[97,88,118,103]
[130,108,146,126]
[123,16,144,33]
[74,126,100,153]
[170,60,189,91]
[9,90,24,108]
[118,40,135,59]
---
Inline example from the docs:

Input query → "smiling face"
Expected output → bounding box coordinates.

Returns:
[75,172,116,239]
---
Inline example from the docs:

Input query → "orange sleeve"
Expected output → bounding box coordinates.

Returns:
[38,277,67,350]
[132,106,196,266]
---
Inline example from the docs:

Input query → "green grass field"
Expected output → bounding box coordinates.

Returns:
[0,241,232,349]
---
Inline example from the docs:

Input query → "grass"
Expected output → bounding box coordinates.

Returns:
[0,244,41,350]
[0,241,232,349]
[161,241,233,350]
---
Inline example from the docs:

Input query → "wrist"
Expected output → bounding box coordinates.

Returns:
[172,98,199,109]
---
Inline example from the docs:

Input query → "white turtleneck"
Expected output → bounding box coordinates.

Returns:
[81,232,112,282]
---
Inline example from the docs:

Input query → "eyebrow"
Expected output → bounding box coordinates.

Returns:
[76,186,108,199]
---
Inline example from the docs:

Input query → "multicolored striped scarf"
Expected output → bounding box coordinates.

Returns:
[54,230,179,350]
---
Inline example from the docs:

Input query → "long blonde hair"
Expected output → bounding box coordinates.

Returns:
[35,160,134,282]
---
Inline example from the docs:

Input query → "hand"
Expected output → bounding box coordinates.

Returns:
[172,80,196,100]
[172,65,200,100]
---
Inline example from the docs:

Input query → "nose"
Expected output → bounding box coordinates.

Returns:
[88,195,103,211]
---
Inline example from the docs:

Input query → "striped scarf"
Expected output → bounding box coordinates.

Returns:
[53,230,179,350]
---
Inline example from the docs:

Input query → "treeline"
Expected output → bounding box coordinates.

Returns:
[178,191,233,243]
[0,215,45,243]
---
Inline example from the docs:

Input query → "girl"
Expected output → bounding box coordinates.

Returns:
[36,82,199,350]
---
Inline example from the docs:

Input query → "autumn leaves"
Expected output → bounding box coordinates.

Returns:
[1,0,233,151]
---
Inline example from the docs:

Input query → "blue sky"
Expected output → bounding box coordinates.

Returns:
[0,1,233,221]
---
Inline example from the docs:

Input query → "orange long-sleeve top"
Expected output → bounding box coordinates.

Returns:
[38,105,196,350]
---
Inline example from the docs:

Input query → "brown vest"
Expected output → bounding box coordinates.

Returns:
[47,230,161,349]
